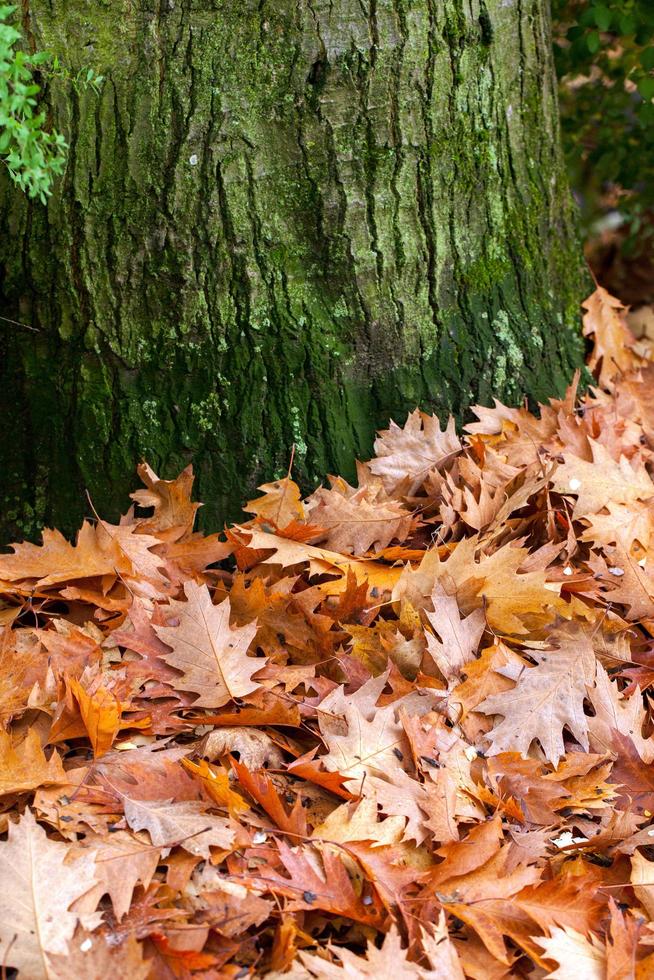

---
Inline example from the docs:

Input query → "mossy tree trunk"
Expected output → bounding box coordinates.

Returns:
[0,0,587,539]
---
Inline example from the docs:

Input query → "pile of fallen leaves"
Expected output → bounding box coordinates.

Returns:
[3,288,654,979]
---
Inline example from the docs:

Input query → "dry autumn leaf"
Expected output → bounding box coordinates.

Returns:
[154,580,262,707]
[122,797,234,857]
[4,286,654,975]
[0,728,65,796]
[0,809,98,979]
[478,627,596,765]
[368,410,462,496]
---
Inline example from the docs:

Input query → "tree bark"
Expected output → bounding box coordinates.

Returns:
[0,0,588,538]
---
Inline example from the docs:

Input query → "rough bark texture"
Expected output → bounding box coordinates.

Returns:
[0,0,588,539]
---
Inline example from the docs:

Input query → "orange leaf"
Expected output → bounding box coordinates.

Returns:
[69,678,122,758]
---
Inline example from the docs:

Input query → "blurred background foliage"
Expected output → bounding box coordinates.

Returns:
[553,0,654,306]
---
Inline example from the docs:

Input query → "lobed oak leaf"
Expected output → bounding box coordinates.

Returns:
[80,831,160,921]
[130,461,201,540]
[428,835,542,965]
[605,899,641,980]
[93,742,204,804]
[420,914,466,979]
[194,691,302,729]
[582,285,640,389]
[188,866,273,937]
[321,700,408,791]
[0,809,98,979]
[238,525,403,598]
[232,759,307,836]
[580,500,653,551]
[199,725,285,768]
[341,840,419,913]
[514,875,606,937]
[158,530,233,578]
[590,547,654,622]
[38,622,103,679]
[424,587,486,682]
[441,899,539,967]
[607,729,654,814]
[393,536,573,635]
[368,410,462,496]
[587,663,652,759]
[551,441,654,519]
[0,522,126,587]
[110,597,182,689]
[364,768,433,844]
[244,477,305,529]
[245,838,385,925]
[485,753,571,824]
[96,520,171,595]
[450,641,525,720]
[347,619,412,674]
[154,580,262,708]
[306,481,415,555]
[618,363,654,444]
[287,751,354,799]
[0,628,46,727]
[421,768,460,843]
[430,816,504,885]
[630,850,654,921]
[478,627,596,765]
[123,797,234,858]
[313,796,405,846]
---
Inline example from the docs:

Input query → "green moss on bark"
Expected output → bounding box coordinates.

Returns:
[0,0,589,540]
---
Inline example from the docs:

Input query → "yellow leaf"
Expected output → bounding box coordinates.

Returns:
[181,758,249,817]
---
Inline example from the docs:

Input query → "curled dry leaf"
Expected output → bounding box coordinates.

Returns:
[199,726,285,769]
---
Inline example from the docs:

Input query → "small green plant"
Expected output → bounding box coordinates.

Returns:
[0,4,66,202]
[45,57,104,97]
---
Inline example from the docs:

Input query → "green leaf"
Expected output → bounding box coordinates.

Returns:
[586,30,601,54]
[638,76,654,101]
[619,14,637,35]
[593,5,612,31]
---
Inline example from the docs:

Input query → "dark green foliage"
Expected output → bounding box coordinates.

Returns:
[553,0,654,251]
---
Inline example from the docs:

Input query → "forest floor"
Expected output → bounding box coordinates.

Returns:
[1,286,654,978]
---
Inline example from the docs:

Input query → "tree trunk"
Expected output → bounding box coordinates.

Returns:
[0,0,588,539]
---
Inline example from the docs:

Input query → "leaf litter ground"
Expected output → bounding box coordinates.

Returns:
[1,288,654,977]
